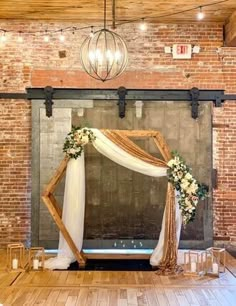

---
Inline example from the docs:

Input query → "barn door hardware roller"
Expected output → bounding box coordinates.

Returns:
[190,87,200,119]
[44,86,54,118]
[117,86,127,118]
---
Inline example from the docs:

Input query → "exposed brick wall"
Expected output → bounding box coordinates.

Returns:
[0,20,235,247]
[0,100,31,247]
[213,47,236,244]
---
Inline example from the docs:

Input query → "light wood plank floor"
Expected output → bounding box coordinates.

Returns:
[0,249,236,305]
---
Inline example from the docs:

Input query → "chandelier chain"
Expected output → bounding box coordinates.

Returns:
[104,0,107,30]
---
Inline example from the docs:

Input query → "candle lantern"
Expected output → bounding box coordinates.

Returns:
[28,247,45,271]
[184,250,207,276]
[7,243,25,272]
[206,247,226,275]
[205,251,219,277]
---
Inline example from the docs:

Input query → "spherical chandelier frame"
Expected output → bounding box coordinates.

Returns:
[80,28,128,82]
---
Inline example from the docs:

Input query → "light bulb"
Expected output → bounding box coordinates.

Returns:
[139,19,147,31]
[95,49,103,63]
[17,32,23,43]
[59,31,65,42]
[106,49,113,61]
[197,7,205,20]
[44,31,50,42]
[115,51,121,61]
[89,51,95,63]
[1,32,7,42]
[89,27,94,38]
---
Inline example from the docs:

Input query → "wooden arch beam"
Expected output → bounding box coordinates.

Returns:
[41,130,176,271]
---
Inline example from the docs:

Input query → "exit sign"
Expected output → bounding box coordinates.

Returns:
[172,44,192,59]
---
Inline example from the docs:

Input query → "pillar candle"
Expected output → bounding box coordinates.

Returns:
[12,258,18,270]
[33,258,39,270]
[212,262,219,274]
[191,261,197,272]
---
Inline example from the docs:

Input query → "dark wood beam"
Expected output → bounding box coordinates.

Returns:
[1,87,236,119]
[25,87,229,102]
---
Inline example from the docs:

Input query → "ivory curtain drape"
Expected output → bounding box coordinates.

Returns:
[45,129,182,270]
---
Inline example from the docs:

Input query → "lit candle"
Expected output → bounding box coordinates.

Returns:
[33,258,39,270]
[12,258,18,270]
[191,261,197,273]
[212,262,219,274]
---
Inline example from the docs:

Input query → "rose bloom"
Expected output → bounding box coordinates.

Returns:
[184,173,192,180]
[188,183,198,194]
[69,148,76,154]
[167,159,175,167]
[81,135,89,145]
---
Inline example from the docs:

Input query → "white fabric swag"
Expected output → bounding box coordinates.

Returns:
[45,129,182,270]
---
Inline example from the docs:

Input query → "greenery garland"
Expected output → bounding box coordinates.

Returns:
[167,151,208,225]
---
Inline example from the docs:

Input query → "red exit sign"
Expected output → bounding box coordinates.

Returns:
[172,44,192,59]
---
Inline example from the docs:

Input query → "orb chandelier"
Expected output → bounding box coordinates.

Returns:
[80,0,128,82]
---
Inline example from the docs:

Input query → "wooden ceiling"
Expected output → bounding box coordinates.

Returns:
[0,0,235,23]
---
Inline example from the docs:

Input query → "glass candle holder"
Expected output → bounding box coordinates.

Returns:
[205,250,220,277]
[184,250,207,276]
[28,247,45,271]
[206,247,226,273]
[7,243,25,272]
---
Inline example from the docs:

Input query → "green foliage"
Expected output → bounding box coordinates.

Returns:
[167,151,208,225]
[63,126,96,159]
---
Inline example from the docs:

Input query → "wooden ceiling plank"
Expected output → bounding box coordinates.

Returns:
[0,0,235,22]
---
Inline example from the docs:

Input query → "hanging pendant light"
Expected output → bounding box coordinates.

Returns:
[80,0,128,82]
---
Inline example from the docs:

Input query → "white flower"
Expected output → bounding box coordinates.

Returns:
[81,135,89,145]
[185,198,191,205]
[174,156,180,164]
[180,179,189,190]
[185,173,192,180]
[187,183,198,194]
[167,159,175,167]
[69,148,76,154]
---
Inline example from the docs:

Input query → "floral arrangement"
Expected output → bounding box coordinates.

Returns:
[167,151,208,225]
[63,126,96,159]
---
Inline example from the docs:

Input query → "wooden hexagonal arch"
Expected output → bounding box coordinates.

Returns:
[42,130,177,271]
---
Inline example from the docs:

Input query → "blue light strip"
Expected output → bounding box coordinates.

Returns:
[45,249,154,255]
[83,249,153,254]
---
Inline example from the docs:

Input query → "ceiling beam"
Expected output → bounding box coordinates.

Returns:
[225,10,236,46]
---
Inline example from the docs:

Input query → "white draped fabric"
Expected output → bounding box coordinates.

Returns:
[45,129,182,270]
[45,155,85,270]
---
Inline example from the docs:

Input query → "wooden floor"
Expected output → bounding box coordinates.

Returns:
[0,250,236,305]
